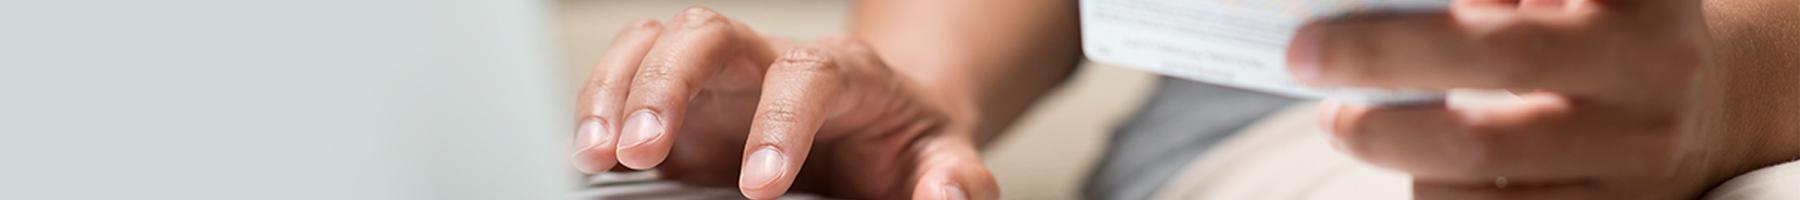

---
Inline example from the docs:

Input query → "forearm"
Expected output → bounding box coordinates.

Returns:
[850,0,1083,144]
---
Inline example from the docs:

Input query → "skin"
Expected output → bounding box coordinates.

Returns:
[570,0,1795,199]
[1298,0,1800,199]
[568,1,1079,199]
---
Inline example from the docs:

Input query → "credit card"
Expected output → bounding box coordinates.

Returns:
[1079,0,1450,103]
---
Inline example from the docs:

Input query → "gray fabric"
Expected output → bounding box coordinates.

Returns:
[1083,77,1297,200]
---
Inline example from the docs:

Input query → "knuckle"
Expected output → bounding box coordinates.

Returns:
[775,47,840,75]
[627,85,675,107]
[816,36,894,77]
[578,79,611,104]
[755,120,794,145]
[755,98,807,139]
[627,67,688,103]
[759,98,803,125]
[594,78,623,92]
[624,19,662,31]
[675,6,730,30]
[582,76,605,90]
[633,59,677,86]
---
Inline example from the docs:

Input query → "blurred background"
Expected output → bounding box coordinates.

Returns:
[560,1,1158,199]
[0,0,572,199]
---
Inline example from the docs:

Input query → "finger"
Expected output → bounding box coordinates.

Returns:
[1286,1,1703,92]
[909,136,1000,200]
[735,47,847,199]
[1288,3,1604,90]
[614,7,769,169]
[1323,93,1678,182]
[572,19,663,174]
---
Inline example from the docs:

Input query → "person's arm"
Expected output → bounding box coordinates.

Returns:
[1704,0,1800,180]
[851,0,1084,144]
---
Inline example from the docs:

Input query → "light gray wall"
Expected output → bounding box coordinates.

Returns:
[0,0,573,199]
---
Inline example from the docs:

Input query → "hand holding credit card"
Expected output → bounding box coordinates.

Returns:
[1079,0,1450,103]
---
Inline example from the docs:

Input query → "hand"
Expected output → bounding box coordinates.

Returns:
[1291,0,1795,199]
[570,7,997,200]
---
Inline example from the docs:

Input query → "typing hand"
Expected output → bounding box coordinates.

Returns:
[570,7,995,200]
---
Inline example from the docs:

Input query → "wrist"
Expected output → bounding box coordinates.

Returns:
[912,66,1071,146]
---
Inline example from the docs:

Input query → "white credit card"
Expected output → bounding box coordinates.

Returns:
[1080,0,1449,103]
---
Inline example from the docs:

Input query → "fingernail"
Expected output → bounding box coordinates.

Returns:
[573,117,606,152]
[943,184,969,200]
[618,111,664,149]
[739,147,786,189]
[1287,25,1325,84]
[571,150,614,174]
[571,118,612,174]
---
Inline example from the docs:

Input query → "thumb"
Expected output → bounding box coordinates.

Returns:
[909,135,999,200]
